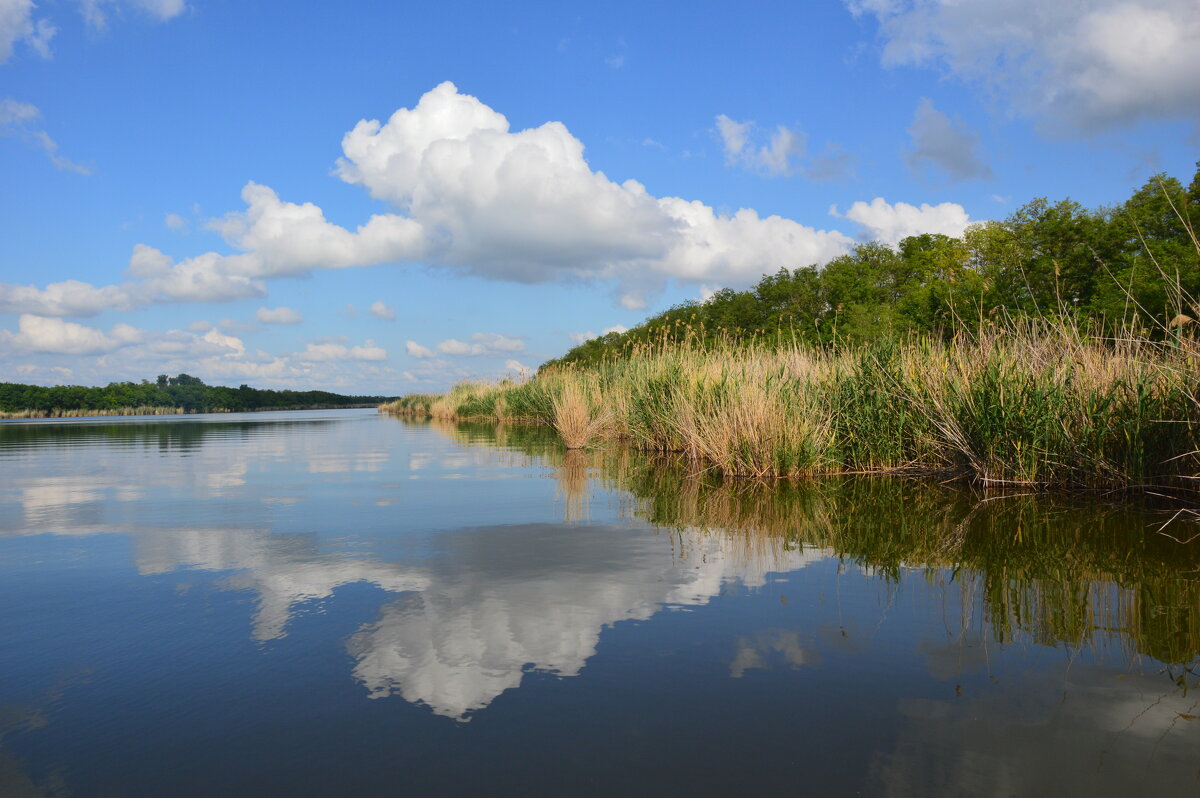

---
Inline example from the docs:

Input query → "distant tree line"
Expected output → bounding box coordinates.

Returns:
[0,373,395,414]
[548,165,1200,368]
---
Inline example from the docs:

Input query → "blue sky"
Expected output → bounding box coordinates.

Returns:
[1,0,1197,393]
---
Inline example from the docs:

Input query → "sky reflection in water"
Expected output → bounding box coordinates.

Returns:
[0,410,1197,796]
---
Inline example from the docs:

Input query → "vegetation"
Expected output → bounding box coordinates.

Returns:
[383,167,1200,495]
[0,373,394,418]
[546,165,1200,368]
[413,418,1200,668]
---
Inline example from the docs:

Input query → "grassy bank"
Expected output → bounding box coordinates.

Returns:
[382,323,1200,493]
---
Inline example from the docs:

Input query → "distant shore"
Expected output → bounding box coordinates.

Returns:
[1,403,384,420]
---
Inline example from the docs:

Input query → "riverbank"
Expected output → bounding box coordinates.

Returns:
[382,323,1200,494]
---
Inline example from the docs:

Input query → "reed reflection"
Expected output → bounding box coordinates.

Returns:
[421,417,1200,668]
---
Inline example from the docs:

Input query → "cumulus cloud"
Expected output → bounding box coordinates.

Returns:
[0,0,53,62]
[434,332,525,357]
[330,82,851,298]
[846,0,1200,132]
[405,340,435,359]
[0,99,89,173]
[255,306,303,325]
[369,300,396,320]
[208,182,425,277]
[503,359,529,373]
[905,98,992,182]
[298,340,388,362]
[164,212,188,232]
[0,244,265,317]
[0,314,142,355]
[2,83,862,314]
[831,197,972,247]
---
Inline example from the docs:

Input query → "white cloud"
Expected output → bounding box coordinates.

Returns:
[0,0,54,62]
[217,317,254,334]
[617,292,646,310]
[846,0,1200,132]
[299,340,388,362]
[79,0,187,30]
[332,82,851,298]
[127,245,266,303]
[905,98,991,182]
[716,114,804,177]
[569,324,625,345]
[503,359,529,373]
[199,328,244,355]
[0,244,265,317]
[405,340,435,359]
[831,197,972,247]
[435,332,525,357]
[255,306,303,325]
[0,99,89,173]
[470,332,523,352]
[715,115,751,162]
[209,182,425,278]
[368,300,396,320]
[164,212,188,232]
[186,319,212,333]
[0,314,142,355]
[3,83,859,315]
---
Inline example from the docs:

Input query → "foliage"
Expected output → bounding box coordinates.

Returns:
[0,374,394,416]
[546,164,1200,369]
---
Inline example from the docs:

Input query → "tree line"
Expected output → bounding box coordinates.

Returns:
[549,165,1200,368]
[0,373,395,414]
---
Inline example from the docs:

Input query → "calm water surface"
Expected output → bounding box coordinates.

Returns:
[1,409,1198,796]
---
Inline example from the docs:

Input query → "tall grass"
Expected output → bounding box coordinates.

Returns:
[383,321,1200,493]
[0,406,186,419]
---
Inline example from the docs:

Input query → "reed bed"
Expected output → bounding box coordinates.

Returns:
[0,406,186,419]
[382,322,1200,493]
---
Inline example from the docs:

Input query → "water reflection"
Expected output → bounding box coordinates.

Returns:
[873,666,1200,795]
[1,411,1199,794]
[429,418,1200,668]
[348,523,828,719]
[132,526,428,640]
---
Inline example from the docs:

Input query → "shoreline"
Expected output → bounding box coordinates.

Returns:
[380,327,1200,499]
[1,403,383,421]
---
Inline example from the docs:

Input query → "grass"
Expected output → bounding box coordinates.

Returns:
[0,406,186,419]
[383,320,1200,494]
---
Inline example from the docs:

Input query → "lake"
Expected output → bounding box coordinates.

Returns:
[1,408,1198,796]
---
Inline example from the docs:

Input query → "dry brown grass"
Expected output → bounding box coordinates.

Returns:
[551,380,611,449]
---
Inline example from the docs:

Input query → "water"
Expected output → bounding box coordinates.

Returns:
[1,409,1197,796]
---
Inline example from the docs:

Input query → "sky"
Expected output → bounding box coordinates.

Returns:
[1,0,1197,394]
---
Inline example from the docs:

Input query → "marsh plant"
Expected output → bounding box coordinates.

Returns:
[383,322,1200,493]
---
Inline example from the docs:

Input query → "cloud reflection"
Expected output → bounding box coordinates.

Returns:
[347,523,829,719]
